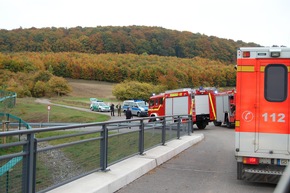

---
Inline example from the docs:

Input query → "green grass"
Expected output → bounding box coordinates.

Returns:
[36,131,100,145]
[50,96,121,109]
[35,129,164,169]
[0,136,22,156]
[5,98,110,123]
[50,97,91,109]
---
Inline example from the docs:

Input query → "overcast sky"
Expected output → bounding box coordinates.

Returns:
[1,0,290,47]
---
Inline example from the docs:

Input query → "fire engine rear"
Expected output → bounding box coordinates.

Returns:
[235,47,290,184]
[213,90,236,128]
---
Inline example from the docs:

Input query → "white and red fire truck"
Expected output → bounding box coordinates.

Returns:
[213,90,236,128]
[148,87,217,130]
[235,47,290,184]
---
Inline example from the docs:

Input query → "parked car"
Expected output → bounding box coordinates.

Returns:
[122,100,148,117]
[90,101,110,112]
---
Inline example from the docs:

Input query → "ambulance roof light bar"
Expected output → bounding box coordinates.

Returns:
[270,48,281,57]
[242,49,282,58]
[271,52,281,57]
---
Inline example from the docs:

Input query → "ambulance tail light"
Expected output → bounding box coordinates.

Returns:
[243,51,250,58]
[243,157,259,165]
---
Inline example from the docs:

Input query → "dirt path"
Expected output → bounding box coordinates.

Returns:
[35,98,96,113]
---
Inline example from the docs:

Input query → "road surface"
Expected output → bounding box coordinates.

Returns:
[116,124,276,193]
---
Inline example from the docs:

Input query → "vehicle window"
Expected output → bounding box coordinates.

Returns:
[149,100,154,106]
[159,98,163,105]
[154,99,158,106]
[264,64,288,102]
[137,101,146,106]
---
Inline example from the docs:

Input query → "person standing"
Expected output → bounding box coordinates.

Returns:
[125,107,132,119]
[117,103,122,116]
[110,103,115,116]
[125,107,132,129]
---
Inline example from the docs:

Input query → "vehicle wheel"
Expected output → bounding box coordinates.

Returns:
[137,112,141,117]
[225,116,232,128]
[196,121,207,129]
[149,115,156,122]
[191,122,194,132]
[213,121,222,126]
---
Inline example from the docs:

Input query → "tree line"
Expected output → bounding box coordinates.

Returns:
[0,26,259,64]
[0,68,71,98]
[0,26,250,98]
[0,51,236,98]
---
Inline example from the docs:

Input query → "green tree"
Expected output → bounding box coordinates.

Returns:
[33,81,47,97]
[34,70,53,82]
[113,80,155,101]
[48,65,54,74]
[48,76,72,96]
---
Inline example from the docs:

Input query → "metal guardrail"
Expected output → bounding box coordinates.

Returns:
[8,122,82,128]
[0,90,17,108]
[0,115,193,193]
[0,113,32,130]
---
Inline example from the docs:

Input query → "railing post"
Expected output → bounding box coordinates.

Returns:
[6,170,9,193]
[162,118,166,145]
[139,120,144,155]
[188,115,193,135]
[32,139,37,193]
[100,124,109,171]
[22,134,37,193]
[177,116,181,139]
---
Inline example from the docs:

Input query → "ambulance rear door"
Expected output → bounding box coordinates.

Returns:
[255,59,290,155]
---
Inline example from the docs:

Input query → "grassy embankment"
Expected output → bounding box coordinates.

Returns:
[1,79,117,153]
[4,79,119,123]
[1,78,161,160]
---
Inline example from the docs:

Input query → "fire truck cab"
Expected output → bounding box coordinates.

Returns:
[235,47,290,184]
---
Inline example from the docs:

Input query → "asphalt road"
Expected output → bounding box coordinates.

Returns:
[116,124,276,193]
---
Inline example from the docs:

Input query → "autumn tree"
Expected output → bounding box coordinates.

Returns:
[33,81,47,97]
[0,26,259,64]
[48,76,71,96]
[34,70,53,82]
[113,80,156,101]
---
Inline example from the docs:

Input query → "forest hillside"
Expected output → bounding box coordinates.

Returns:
[0,26,256,97]
[0,26,259,64]
[0,52,236,91]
